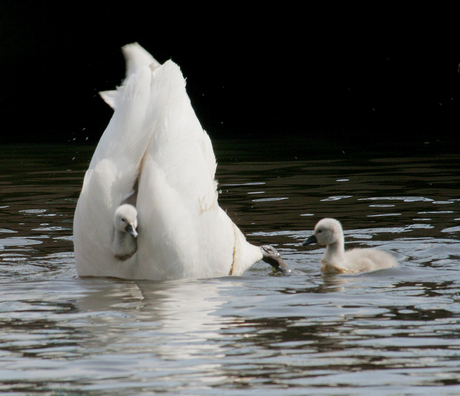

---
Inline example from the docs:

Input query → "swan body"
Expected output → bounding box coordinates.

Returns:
[303,218,397,274]
[74,43,288,280]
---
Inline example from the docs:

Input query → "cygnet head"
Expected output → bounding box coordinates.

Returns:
[303,218,343,246]
[114,204,138,238]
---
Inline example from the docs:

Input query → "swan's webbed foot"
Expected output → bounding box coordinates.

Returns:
[260,245,291,274]
[114,251,136,261]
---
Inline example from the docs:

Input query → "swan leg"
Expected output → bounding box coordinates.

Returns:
[260,245,291,274]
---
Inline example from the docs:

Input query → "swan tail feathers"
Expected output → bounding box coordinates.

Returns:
[99,90,118,108]
[99,43,161,109]
[122,42,161,77]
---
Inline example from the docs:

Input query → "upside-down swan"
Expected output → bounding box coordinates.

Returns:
[73,43,289,280]
[303,218,398,274]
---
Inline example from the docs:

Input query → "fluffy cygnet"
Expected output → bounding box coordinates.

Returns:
[303,218,397,274]
[112,204,138,261]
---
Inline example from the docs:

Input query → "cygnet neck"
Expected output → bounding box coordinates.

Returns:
[323,238,346,266]
[113,229,137,261]
[112,204,138,261]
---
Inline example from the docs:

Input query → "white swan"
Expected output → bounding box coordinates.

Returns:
[302,218,398,274]
[73,43,289,280]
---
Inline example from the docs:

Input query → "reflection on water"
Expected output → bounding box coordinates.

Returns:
[0,142,459,394]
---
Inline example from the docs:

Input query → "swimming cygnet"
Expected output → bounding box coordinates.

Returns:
[112,204,138,261]
[302,218,397,274]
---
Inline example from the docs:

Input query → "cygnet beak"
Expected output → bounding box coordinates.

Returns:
[125,224,138,238]
[302,235,317,246]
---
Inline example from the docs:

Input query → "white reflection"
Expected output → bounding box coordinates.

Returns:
[75,277,236,363]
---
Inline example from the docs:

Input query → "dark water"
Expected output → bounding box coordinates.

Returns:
[0,142,459,395]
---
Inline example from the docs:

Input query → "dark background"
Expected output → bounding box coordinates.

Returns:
[1,3,459,154]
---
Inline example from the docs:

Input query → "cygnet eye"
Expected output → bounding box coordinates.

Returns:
[121,218,126,222]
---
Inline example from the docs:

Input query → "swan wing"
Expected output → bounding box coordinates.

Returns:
[74,65,154,278]
[134,61,261,279]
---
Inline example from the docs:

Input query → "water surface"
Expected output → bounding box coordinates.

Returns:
[0,141,459,395]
